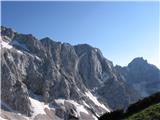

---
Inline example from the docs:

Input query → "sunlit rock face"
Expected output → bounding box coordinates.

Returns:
[1,26,109,120]
[1,26,159,120]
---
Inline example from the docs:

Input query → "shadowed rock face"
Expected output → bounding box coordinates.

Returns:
[1,26,160,120]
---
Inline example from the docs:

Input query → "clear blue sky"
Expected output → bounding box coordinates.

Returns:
[1,1,159,67]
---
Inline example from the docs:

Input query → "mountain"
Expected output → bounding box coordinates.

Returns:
[115,57,160,97]
[0,26,160,120]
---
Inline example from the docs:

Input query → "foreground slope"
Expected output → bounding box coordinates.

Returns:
[126,103,160,120]
[99,92,160,120]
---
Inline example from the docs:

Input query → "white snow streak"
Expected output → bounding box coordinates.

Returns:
[55,99,89,115]
[1,40,13,49]
[85,91,110,112]
[92,114,98,120]
[35,56,41,61]
[82,101,90,108]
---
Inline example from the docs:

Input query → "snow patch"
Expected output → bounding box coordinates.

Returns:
[0,116,8,120]
[1,40,13,49]
[55,99,89,115]
[17,50,23,54]
[0,39,24,55]
[85,91,110,112]
[54,99,65,105]
[29,97,50,117]
[67,100,89,115]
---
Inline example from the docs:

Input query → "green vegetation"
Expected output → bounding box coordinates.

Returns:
[126,103,160,120]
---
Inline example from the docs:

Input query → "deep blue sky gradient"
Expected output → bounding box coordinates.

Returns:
[1,1,159,67]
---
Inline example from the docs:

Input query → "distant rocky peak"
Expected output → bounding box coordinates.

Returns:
[128,57,148,67]
[40,37,55,43]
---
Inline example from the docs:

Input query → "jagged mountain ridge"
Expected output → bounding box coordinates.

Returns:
[1,26,160,120]
[116,57,160,97]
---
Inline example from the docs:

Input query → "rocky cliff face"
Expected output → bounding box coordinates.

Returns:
[0,26,111,120]
[1,26,160,120]
[116,57,160,97]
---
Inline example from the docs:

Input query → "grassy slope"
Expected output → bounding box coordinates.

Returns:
[126,103,160,120]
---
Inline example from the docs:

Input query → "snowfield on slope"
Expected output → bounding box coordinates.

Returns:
[85,91,110,112]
